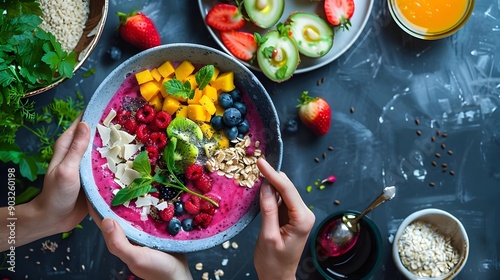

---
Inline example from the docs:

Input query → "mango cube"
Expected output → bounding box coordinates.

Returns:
[150,68,162,82]
[202,85,218,104]
[187,104,208,122]
[215,104,225,116]
[199,95,217,115]
[210,71,235,92]
[149,94,163,111]
[162,96,181,115]
[214,132,229,149]
[135,69,154,85]
[198,123,215,139]
[188,88,203,104]
[185,74,198,89]
[175,61,195,81]
[176,105,188,118]
[211,67,220,81]
[158,61,175,78]
[140,81,160,101]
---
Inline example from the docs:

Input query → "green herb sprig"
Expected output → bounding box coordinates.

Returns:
[111,143,219,207]
[164,65,214,100]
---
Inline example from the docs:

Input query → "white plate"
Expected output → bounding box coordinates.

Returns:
[198,0,374,74]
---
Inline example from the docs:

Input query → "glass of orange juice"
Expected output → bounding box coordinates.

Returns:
[388,0,475,40]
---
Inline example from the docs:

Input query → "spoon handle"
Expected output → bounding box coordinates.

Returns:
[350,186,396,227]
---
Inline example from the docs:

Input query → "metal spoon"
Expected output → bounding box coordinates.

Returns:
[318,186,396,257]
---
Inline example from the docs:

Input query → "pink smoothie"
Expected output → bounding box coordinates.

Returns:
[91,71,267,240]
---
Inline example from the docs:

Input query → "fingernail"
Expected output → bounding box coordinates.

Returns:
[261,182,273,196]
[76,122,88,136]
[102,218,115,233]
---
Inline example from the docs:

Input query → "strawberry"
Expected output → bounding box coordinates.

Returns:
[117,11,161,50]
[205,4,245,31]
[220,31,257,61]
[324,0,355,30]
[296,91,331,136]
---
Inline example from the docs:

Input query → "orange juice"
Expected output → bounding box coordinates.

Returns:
[389,0,474,39]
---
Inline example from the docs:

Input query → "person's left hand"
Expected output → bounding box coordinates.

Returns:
[30,116,90,236]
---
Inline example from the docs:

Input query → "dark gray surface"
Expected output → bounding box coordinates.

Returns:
[2,0,500,279]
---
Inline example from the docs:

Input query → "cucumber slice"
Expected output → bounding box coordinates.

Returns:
[256,29,300,83]
[286,12,334,58]
[243,0,285,29]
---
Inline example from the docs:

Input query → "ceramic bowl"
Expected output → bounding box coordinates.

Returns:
[392,208,469,279]
[80,43,283,253]
[26,0,108,97]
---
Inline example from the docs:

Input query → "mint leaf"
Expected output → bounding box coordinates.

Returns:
[111,177,152,206]
[275,65,288,80]
[164,79,193,99]
[133,151,151,177]
[195,65,214,90]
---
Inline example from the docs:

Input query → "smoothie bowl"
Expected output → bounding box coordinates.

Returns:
[80,43,282,253]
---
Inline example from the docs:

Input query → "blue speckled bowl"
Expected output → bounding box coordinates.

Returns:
[80,43,282,253]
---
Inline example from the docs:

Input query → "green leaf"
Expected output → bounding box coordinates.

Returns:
[111,178,152,206]
[276,65,288,80]
[0,142,23,163]
[133,151,151,177]
[82,67,95,78]
[164,79,194,100]
[262,46,274,59]
[19,155,38,182]
[195,65,214,90]
[15,186,40,204]
[254,32,267,45]
[62,232,71,239]
[41,51,60,69]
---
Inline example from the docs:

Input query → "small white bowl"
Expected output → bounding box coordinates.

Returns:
[392,208,469,279]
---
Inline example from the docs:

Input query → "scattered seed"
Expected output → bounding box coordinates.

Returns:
[442,167,448,173]
[436,130,441,136]
[441,163,448,168]
[202,272,209,280]
[431,136,436,142]
[81,264,85,271]
[429,182,436,187]
[195,263,203,271]
[415,118,420,125]
[447,150,453,155]
[314,157,320,163]
[222,240,231,249]
[319,185,326,190]
[328,146,334,151]
[52,267,57,271]
[36,261,40,265]
[321,77,325,84]
[66,268,70,272]
[441,143,446,150]
[431,161,437,167]
[435,153,441,158]
[221,259,229,266]
[334,199,341,205]
[306,186,313,193]
[350,107,355,113]
[449,170,455,176]
[24,255,29,259]
[322,152,327,159]
[442,132,448,138]
[231,241,239,249]
[316,79,321,86]
[416,130,422,136]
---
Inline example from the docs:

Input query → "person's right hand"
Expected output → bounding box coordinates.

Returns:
[89,207,193,280]
[254,158,315,280]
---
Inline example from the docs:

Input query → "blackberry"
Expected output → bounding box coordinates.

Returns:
[159,186,180,201]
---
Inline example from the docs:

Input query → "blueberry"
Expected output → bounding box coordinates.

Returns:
[237,133,245,139]
[174,201,184,216]
[210,115,224,131]
[228,88,242,102]
[107,46,122,61]
[181,218,194,231]
[224,126,239,140]
[232,101,247,116]
[223,108,242,126]
[218,93,233,109]
[237,119,250,134]
[284,119,298,133]
[167,218,182,235]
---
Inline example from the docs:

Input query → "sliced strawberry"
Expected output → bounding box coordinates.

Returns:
[324,0,355,30]
[206,4,245,31]
[220,31,257,61]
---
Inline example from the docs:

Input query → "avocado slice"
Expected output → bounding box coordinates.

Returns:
[256,26,300,83]
[286,12,334,58]
[243,0,285,29]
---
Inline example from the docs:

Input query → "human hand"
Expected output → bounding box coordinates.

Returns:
[89,207,193,280]
[254,158,315,280]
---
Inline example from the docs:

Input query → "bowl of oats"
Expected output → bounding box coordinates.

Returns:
[9,0,109,97]
[392,208,469,279]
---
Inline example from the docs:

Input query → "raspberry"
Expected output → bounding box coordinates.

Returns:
[154,111,172,130]
[193,173,213,194]
[136,124,150,143]
[185,164,203,181]
[147,132,168,149]
[116,108,131,125]
[193,213,213,229]
[159,203,174,222]
[136,105,156,123]
[200,194,220,215]
[184,195,201,214]
[122,117,138,134]
[159,186,180,201]
[146,146,159,165]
